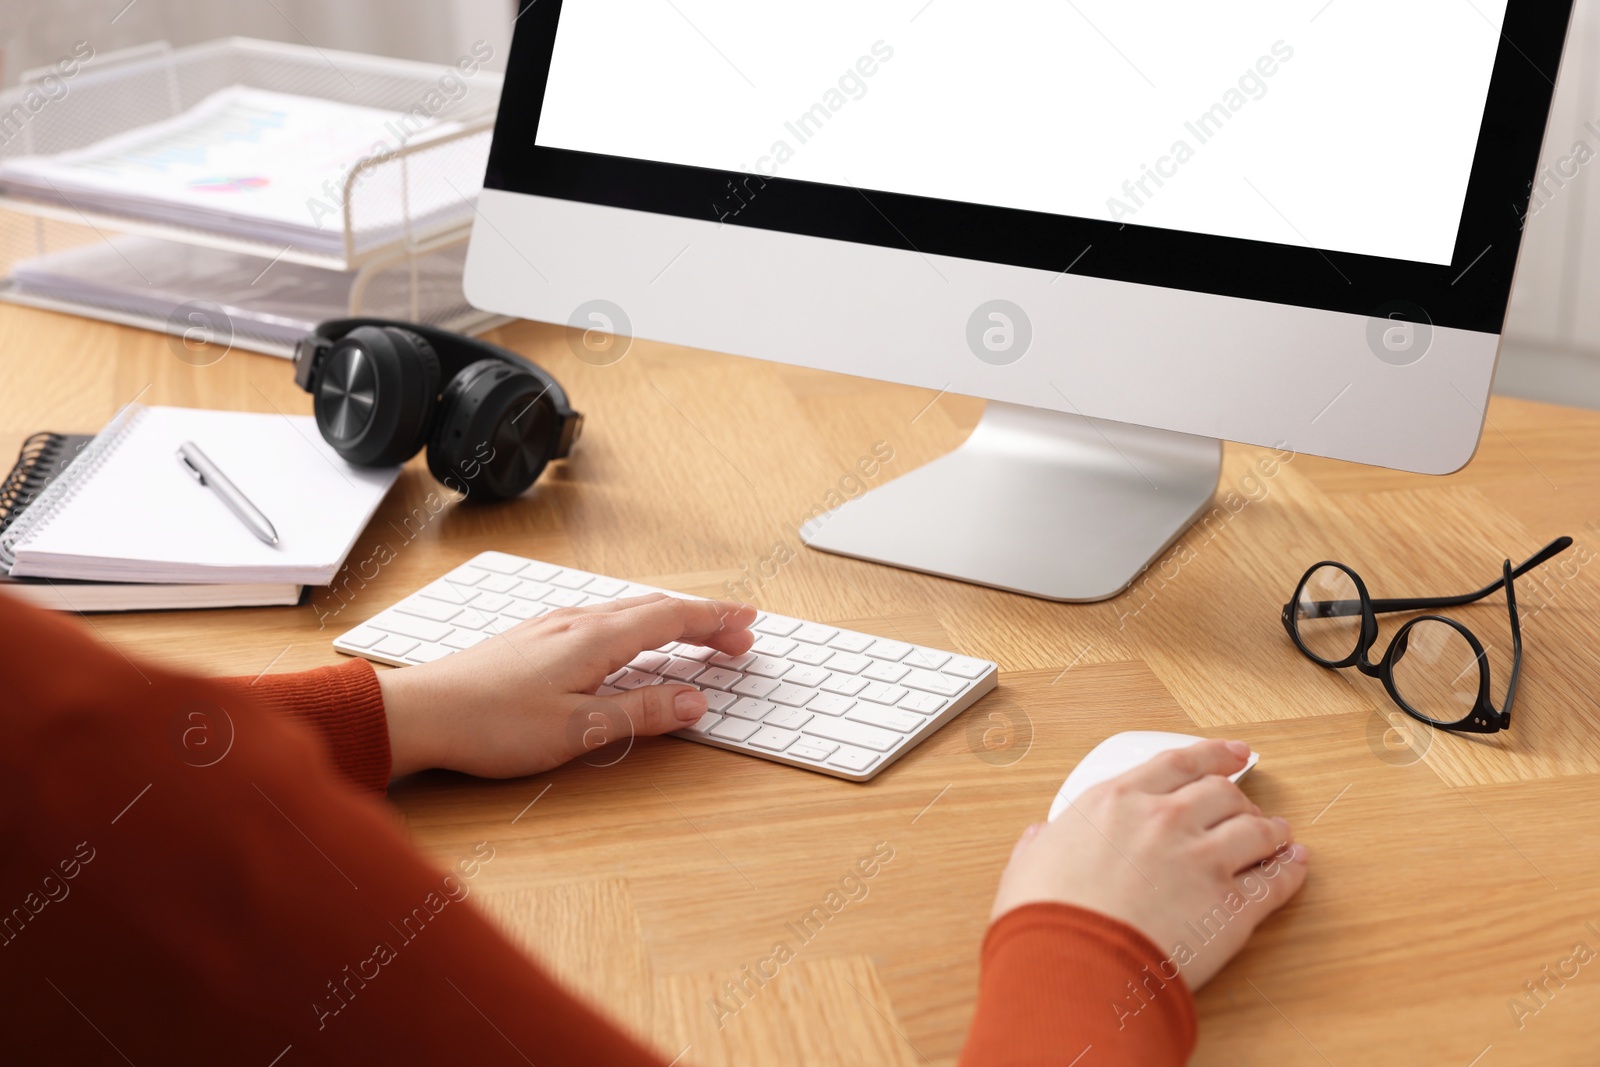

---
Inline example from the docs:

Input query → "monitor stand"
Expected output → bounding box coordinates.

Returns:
[801,402,1222,602]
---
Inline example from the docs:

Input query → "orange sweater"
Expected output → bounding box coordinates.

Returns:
[0,593,1195,1064]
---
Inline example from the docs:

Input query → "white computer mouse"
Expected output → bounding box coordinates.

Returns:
[1046,731,1260,821]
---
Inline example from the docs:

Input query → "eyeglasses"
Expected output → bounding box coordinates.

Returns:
[1281,537,1573,734]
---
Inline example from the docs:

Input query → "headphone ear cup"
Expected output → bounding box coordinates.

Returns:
[312,326,440,467]
[428,358,558,501]
[393,329,441,460]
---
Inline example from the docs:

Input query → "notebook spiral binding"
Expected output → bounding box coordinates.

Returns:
[0,404,147,569]
[0,433,68,539]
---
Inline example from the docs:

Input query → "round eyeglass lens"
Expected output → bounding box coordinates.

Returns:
[1293,565,1363,664]
[1389,619,1481,725]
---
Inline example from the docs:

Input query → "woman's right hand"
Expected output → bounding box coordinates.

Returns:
[988,738,1308,991]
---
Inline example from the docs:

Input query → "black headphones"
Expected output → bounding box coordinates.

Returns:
[293,318,582,502]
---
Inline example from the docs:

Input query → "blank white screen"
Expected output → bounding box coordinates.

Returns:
[535,1,1507,265]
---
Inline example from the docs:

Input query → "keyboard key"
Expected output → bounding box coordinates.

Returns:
[819,673,868,696]
[445,580,483,601]
[754,615,802,637]
[404,644,454,664]
[709,651,756,670]
[898,692,947,715]
[483,617,518,635]
[765,706,814,730]
[471,592,512,613]
[726,698,775,721]
[698,667,743,690]
[788,737,838,761]
[450,609,493,630]
[789,643,834,666]
[370,612,452,643]
[944,656,990,679]
[502,598,542,620]
[419,580,471,605]
[826,746,880,773]
[747,726,799,752]
[614,669,663,689]
[447,566,488,586]
[744,656,792,679]
[860,683,908,705]
[862,661,909,684]
[793,624,838,645]
[781,665,830,688]
[678,712,723,736]
[442,629,488,650]
[519,560,561,582]
[903,669,964,697]
[828,632,874,654]
[751,635,798,657]
[806,693,855,716]
[673,644,718,662]
[551,570,593,590]
[629,650,671,673]
[586,576,628,597]
[661,658,706,681]
[903,648,951,670]
[825,652,871,674]
[339,627,382,648]
[802,716,900,752]
[541,589,586,608]
[515,581,554,601]
[710,717,761,742]
[846,705,923,733]
[372,635,419,658]
[868,639,913,661]
[477,573,520,594]
[767,683,817,707]
[474,552,528,574]
[732,675,780,699]
[701,690,738,712]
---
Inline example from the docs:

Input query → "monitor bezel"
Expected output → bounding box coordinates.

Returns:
[485,1,1574,334]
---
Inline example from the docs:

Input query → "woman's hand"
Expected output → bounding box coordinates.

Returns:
[989,739,1308,990]
[376,593,756,778]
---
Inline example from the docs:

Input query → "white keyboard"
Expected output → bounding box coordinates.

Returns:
[332,551,998,781]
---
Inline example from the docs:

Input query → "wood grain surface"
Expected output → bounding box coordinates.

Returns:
[4,301,1600,1065]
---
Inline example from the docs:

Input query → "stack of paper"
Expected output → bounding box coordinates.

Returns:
[0,86,483,253]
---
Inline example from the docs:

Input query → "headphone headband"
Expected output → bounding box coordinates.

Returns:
[294,318,581,459]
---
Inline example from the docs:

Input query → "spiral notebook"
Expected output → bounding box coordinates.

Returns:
[0,404,399,595]
[0,430,298,611]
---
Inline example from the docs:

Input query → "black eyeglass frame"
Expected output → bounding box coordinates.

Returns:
[1279,537,1573,734]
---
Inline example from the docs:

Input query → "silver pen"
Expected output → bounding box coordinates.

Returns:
[176,441,279,546]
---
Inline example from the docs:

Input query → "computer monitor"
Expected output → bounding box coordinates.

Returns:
[464,1,1574,601]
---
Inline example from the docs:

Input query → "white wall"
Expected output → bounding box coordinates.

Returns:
[1497,0,1600,409]
[0,0,512,86]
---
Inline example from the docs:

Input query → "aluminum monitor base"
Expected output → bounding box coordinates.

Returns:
[801,402,1222,602]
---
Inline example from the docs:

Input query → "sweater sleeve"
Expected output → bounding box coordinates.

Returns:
[959,902,1198,1067]
[217,659,392,793]
[0,592,668,1066]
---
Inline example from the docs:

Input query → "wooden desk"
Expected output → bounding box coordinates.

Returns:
[5,302,1600,1066]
